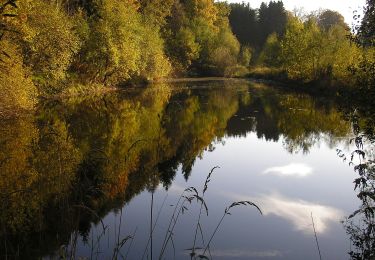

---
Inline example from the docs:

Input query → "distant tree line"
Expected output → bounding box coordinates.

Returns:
[228,1,368,84]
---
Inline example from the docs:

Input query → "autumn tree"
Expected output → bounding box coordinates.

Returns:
[317,10,348,31]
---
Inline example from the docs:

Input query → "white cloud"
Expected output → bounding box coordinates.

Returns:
[263,163,313,177]
[230,193,343,234]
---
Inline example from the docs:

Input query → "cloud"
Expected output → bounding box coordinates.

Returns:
[230,193,343,234]
[263,163,313,177]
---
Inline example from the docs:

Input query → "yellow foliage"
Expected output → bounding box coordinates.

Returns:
[19,0,81,85]
[0,39,36,114]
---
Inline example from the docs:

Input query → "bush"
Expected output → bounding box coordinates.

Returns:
[224,65,249,77]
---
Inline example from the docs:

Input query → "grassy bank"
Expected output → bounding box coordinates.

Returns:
[246,66,355,96]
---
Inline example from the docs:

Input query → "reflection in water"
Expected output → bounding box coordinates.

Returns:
[0,82,242,259]
[0,80,355,258]
[338,99,375,259]
[230,193,343,234]
[195,249,283,258]
[263,163,313,177]
[226,85,350,153]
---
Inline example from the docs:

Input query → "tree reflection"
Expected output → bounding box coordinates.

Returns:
[0,81,353,258]
[0,83,242,258]
[226,84,350,153]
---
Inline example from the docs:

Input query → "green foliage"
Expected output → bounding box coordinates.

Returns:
[356,0,375,47]
[257,33,281,67]
[1,0,372,115]
[208,26,241,76]
[322,25,362,81]
[165,26,201,73]
[0,0,246,111]
[139,0,174,27]
[164,0,241,76]
[228,2,368,86]
[279,14,361,82]
[238,46,252,66]
[279,15,313,80]
[72,0,171,85]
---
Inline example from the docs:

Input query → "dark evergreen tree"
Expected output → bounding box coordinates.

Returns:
[358,0,375,46]
[228,1,287,49]
[258,1,287,47]
[229,3,259,47]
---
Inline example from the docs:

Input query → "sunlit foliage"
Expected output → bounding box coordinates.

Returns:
[164,0,242,76]
[0,0,247,113]
[18,0,81,89]
[72,0,171,85]
[0,39,36,113]
[257,33,281,67]
[279,14,361,82]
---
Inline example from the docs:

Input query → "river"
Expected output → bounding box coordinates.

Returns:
[0,79,363,259]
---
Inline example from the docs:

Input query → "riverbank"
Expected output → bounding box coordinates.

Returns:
[0,75,355,120]
[246,67,353,96]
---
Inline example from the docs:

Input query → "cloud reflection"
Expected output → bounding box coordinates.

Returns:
[263,163,313,177]
[231,193,343,234]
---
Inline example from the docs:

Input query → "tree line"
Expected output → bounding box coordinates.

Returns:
[0,0,251,114]
[228,1,375,85]
[0,0,374,115]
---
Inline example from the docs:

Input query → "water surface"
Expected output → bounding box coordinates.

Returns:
[0,80,359,259]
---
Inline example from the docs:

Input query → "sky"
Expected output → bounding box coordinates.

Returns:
[222,0,366,26]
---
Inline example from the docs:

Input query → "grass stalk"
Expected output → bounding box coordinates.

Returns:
[311,212,322,260]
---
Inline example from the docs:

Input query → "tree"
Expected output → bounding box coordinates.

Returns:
[258,1,287,47]
[74,0,170,84]
[139,0,174,27]
[258,33,281,67]
[229,3,258,47]
[279,13,359,82]
[18,0,81,89]
[163,0,241,76]
[318,10,348,31]
[238,46,252,66]
[0,0,36,113]
[357,0,375,46]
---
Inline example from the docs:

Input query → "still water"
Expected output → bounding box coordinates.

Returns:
[0,80,361,259]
